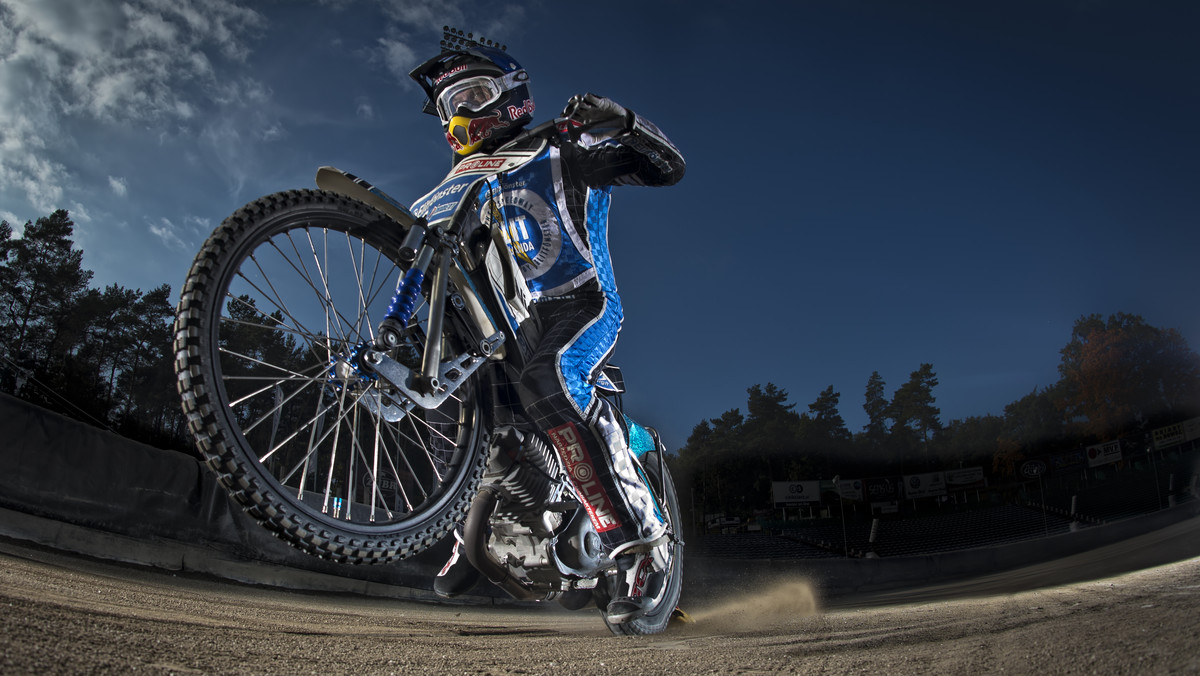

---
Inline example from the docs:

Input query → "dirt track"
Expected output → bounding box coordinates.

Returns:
[2,542,1198,675]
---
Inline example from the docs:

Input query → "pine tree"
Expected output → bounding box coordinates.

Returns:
[887,363,942,468]
[0,211,93,367]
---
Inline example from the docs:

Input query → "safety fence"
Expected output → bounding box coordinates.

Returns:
[691,448,1200,560]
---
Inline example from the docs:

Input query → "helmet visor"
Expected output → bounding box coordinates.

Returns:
[436,76,502,121]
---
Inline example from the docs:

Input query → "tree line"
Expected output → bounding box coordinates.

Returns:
[670,314,1200,521]
[5,208,1200,514]
[1,210,190,452]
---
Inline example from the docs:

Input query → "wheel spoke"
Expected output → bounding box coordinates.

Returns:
[241,373,322,435]
[219,346,312,382]
[177,196,480,564]
[321,384,352,514]
[245,249,318,340]
[224,360,325,406]
[221,293,332,369]
[344,230,377,344]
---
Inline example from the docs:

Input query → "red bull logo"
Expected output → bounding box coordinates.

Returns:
[446,111,511,153]
[468,111,509,141]
[432,64,468,87]
[507,98,535,119]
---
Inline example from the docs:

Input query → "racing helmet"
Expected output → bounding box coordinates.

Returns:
[410,38,535,156]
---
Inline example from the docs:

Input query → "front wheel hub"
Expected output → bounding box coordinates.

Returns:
[326,341,377,393]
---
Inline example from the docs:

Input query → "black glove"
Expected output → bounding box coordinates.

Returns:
[562,93,632,137]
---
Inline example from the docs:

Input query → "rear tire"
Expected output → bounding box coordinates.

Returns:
[603,450,685,635]
[174,190,486,563]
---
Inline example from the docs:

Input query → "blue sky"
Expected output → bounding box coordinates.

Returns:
[1,0,1197,450]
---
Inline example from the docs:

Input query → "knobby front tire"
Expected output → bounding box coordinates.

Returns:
[174,190,486,564]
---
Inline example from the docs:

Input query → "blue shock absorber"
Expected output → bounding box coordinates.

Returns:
[378,220,432,347]
[377,265,424,349]
[385,266,425,329]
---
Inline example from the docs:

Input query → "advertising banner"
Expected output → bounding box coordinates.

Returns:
[1086,440,1122,468]
[772,481,821,505]
[903,471,947,499]
[1185,416,1200,442]
[945,467,985,489]
[1153,422,1186,450]
[363,472,402,511]
[1151,416,1200,450]
[1020,459,1047,479]
[864,476,901,503]
[1051,449,1087,474]
[822,478,863,501]
[837,478,863,501]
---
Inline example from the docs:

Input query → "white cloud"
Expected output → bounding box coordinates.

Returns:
[366,1,532,85]
[377,0,463,33]
[375,36,419,82]
[185,214,211,231]
[149,216,188,251]
[258,123,285,143]
[108,175,128,197]
[199,114,249,197]
[0,150,67,215]
[356,98,376,120]
[149,213,208,252]
[0,0,266,214]
[375,0,530,36]
[69,201,91,223]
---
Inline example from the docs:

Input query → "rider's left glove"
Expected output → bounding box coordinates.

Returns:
[563,93,633,138]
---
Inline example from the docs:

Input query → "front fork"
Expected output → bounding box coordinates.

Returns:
[419,247,451,391]
[375,217,453,395]
[358,219,502,409]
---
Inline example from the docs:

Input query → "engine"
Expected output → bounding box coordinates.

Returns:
[484,426,561,517]
[480,426,570,588]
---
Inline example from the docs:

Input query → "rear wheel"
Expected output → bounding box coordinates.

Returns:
[174,190,486,563]
[603,450,685,635]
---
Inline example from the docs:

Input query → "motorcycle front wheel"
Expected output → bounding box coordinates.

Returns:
[174,189,486,563]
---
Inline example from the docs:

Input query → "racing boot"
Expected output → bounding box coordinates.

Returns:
[604,541,669,625]
[433,530,480,598]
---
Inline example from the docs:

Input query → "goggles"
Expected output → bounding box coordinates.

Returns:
[435,70,526,121]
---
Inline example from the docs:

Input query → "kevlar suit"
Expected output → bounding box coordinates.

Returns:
[423,110,686,555]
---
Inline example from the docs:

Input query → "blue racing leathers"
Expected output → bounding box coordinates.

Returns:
[463,103,684,555]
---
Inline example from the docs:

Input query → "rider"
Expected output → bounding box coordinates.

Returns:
[409,34,685,624]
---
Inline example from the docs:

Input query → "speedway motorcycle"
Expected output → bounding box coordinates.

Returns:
[173,117,684,635]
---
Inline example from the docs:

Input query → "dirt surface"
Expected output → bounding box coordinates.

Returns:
[2,541,1198,675]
